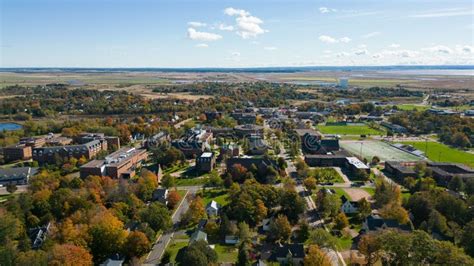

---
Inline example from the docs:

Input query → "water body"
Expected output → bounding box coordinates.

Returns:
[0,122,22,131]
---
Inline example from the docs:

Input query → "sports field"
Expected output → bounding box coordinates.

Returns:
[317,123,384,135]
[340,140,421,162]
[399,141,474,167]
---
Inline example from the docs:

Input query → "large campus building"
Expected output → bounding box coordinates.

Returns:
[32,139,107,164]
[80,147,148,179]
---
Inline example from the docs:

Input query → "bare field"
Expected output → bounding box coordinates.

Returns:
[343,188,371,201]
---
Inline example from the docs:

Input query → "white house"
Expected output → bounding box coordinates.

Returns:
[262,218,272,232]
[225,235,239,245]
[206,200,220,217]
[340,195,359,214]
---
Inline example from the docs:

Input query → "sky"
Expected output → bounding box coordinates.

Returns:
[1,0,473,67]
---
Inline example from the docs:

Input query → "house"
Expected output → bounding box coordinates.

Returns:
[143,132,170,149]
[197,219,208,230]
[225,235,240,245]
[340,195,359,214]
[190,230,208,243]
[206,200,220,217]
[0,167,38,186]
[234,124,264,137]
[384,161,417,181]
[426,162,474,186]
[273,243,305,265]
[362,214,412,233]
[100,254,124,266]
[196,152,216,172]
[261,218,272,232]
[152,188,169,205]
[380,122,408,134]
[29,223,51,249]
[171,127,212,158]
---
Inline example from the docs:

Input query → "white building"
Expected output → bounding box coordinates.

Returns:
[206,200,220,217]
[340,195,359,214]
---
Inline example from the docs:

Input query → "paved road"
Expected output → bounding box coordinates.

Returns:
[0,185,28,195]
[144,185,202,265]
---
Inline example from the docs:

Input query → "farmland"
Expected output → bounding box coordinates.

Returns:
[398,141,474,167]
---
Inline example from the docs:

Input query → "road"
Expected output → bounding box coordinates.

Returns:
[0,185,28,195]
[143,185,202,265]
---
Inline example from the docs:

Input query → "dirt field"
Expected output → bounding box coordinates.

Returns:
[343,188,371,201]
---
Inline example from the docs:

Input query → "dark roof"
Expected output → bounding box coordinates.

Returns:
[152,188,168,201]
[341,195,359,207]
[365,215,411,232]
[0,167,38,181]
[274,243,305,259]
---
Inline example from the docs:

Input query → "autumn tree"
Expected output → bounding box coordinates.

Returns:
[123,231,151,259]
[379,202,410,224]
[304,245,331,266]
[269,214,292,242]
[166,190,182,209]
[136,169,158,201]
[303,177,317,192]
[358,233,381,266]
[49,244,93,266]
[334,212,349,230]
[182,196,206,226]
[357,198,372,221]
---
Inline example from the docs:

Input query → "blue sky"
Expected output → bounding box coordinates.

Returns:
[1,0,473,67]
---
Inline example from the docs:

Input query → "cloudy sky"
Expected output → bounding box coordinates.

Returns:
[1,0,473,67]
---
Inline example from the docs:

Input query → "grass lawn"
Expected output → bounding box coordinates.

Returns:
[175,177,209,186]
[214,244,238,263]
[362,187,375,196]
[163,164,189,174]
[164,240,188,263]
[200,189,229,206]
[319,187,349,199]
[400,141,474,167]
[312,167,344,183]
[401,191,411,201]
[317,124,384,135]
[0,194,14,203]
[396,104,430,111]
[336,235,353,251]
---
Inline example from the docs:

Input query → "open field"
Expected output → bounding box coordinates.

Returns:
[317,123,384,135]
[396,104,430,111]
[340,140,422,162]
[342,188,371,201]
[397,141,474,167]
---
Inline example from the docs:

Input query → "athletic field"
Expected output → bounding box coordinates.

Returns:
[341,140,421,162]
[399,141,474,167]
[317,123,384,135]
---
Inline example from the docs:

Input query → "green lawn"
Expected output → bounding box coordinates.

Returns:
[175,177,209,186]
[214,244,238,262]
[164,240,188,263]
[396,104,430,111]
[200,189,229,206]
[362,187,375,196]
[317,124,384,135]
[312,167,344,183]
[336,235,353,251]
[400,141,474,167]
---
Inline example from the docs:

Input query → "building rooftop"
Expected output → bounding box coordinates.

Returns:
[201,152,213,158]
[346,157,369,169]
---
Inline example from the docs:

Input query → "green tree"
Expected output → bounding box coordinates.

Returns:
[460,220,474,257]
[237,241,251,266]
[6,184,17,194]
[123,231,151,259]
[176,240,217,266]
[139,202,172,231]
[357,198,371,221]
[334,212,349,230]
[309,228,337,249]
[320,193,341,219]
[448,176,465,192]
[357,233,380,266]
[161,174,175,189]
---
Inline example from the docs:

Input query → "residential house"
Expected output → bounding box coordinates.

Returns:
[29,223,51,249]
[340,195,359,214]
[190,230,208,243]
[206,200,220,217]
[273,243,305,265]
[362,214,412,233]
[100,254,124,266]
[152,188,169,205]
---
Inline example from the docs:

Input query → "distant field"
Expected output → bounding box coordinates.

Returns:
[318,123,384,135]
[397,104,430,111]
[399,141,474,167]
[341,140,421,162]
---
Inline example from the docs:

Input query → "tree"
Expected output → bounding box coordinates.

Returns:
[183,196,206,225]
[452,132,471,148]
[16,250,48,266]
[238,222,250,244]
[136,169,158,201]
[123,231,151,259]
[254,199,268,225]
[448,176,465,192]
[229,164,249,183]
[280,189,306,222]
[237,241,251,266]
[161,174,175,189]
[49,244,93,266]
[358,234,380,266]
[304,245,331,266]
[297,220,310,242]
[309,228,337,249]
[6,183,17,194]
[427,210,448,235]
[371,156,380,166]
[320,193,341,219]
[379,202,409,224]
[460,220,474,257]
[357,198,371,220]
[303,177,317,192]
[374,178,401,207]
[176,240,217,266]
[139,202,172,232]
[334,212,349,230]
[167,190,182,209]
[269,215,292,242]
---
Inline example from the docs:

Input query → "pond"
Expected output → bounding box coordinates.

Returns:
[0,122,23,131]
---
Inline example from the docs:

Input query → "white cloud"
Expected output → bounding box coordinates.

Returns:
[323,50,332,54]
[264,46,277,51]
[354,49,368,55]
[319,7,337,14]
[461,45,473,53]
[187,28,222,41]
[218,24,234,31]
[195,43,209,48]
[410,8,473,18]
[389,43,400,48]
[335,52,350,57]
[422,45,453,54]
[224,7,267,39]
[372,53,383,58]
[231,51,241,57]
[358,44,367,48]
[362,31,381,38]
[319,35,351,44]
[188,21,207,27]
